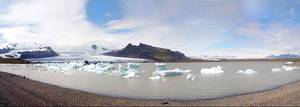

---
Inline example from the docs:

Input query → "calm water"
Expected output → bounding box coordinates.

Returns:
[1,61,300,100]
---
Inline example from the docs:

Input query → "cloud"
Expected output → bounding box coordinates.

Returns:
[0,0,119,49]
[237,22,300,54]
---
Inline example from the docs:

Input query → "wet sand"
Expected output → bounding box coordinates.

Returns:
[1,71,300,106]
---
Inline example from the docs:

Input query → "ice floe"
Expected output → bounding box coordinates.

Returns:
[120,63,142,78]
[123,72,139,78]
[286,62,294,65]
[200,65,224,74]
[272,65,299,72]
[186,73,196,80]
[237,69,258,74]
[153,63,191,77]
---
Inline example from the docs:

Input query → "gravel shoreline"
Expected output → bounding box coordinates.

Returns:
[1,71,300,106]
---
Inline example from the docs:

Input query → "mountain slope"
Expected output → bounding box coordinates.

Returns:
[104,43,190,62]
[267,54,300,59]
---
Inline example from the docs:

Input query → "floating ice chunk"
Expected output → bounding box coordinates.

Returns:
[282,65,299,71]
[149,75,161,81]
[149,75,167,81]
[272,65,299,72]
[153,63,190,77]
[119,64,129,76]
[155,63,168,71]
[123,72,139,78]
[127,63,141,73]
[186,73,196,80]
[237,69,258,74]
[272,68,282,72]
[286,62,294,65]
[200,65,224,74]
[79,64,97,72]
[155,70,183,77]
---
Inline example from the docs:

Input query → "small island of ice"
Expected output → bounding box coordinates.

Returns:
[272,65,299,72]
[237,69,258,74]
[200,65,224,74]
[153,63,191,77]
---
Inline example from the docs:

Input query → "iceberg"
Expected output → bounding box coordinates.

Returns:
[119,63,141,78]
[237,69,258,74]
[149,75,161,81]
[123,72,139,78]
[200,65,224,74]
[153,63,191,77]
[286,62,294,65]
[272,65,299,72]
[282,65,299,71]
[272,68,282,72]
[186,73,196,80]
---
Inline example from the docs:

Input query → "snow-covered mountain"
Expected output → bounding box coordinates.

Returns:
[0,43,17,54]
[267,54,300,59]
[0,43,59,59]
[65,44,113,55]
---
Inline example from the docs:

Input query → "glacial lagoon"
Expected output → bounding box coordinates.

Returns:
[0,61,300,100]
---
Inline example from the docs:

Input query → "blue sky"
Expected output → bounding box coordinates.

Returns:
[0,0,300,58]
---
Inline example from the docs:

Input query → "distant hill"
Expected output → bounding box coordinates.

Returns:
[104,43,190,62]
[267,54,300,59]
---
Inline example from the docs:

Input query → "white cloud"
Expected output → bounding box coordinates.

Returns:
[0,0,119,49]
[237,22,300,54]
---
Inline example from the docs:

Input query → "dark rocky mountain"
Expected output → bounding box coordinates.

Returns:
[104,43,190,62]
[17,46,59,59]
[267,54,300,59]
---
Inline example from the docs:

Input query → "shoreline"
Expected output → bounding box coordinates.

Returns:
[2,71,300,106]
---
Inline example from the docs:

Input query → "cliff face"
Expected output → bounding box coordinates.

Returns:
[104,43,190,62]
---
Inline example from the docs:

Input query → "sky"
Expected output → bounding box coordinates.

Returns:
[0,0,300,58]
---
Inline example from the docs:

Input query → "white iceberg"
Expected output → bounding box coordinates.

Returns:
[123,72,139,78]
[272,65,299,72]
[153,63,191,77]
[200,65,224,74]
[282,65,299,71]
[237,69,258,74]
[286,62,294,65]
[272,68,282,72]
[149,75,161,81]
[119,63,141,78]
[186,73,196,80]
